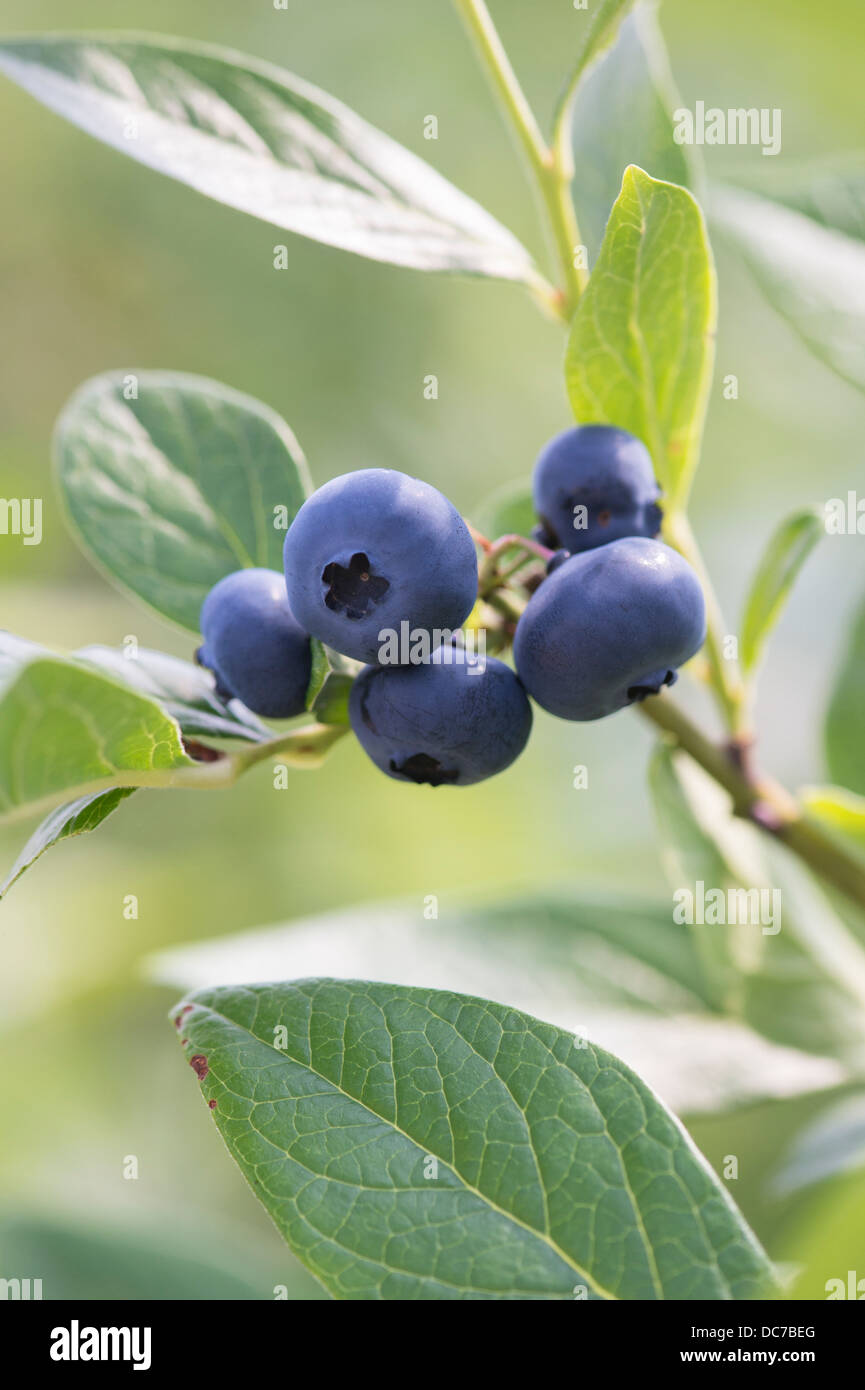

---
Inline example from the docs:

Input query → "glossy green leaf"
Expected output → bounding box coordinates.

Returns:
[171,978,775,1299]
[0,788,136,900]
[0,652,193,825]
[826,595,865,796]
[740,509,823,674]
[152,895,846,1118]
[54,369,311,633]
[711,185,865,396]
[78,645,271,743]
[800,785,865,855]
[565,166,716,507]
[0,33,536,281]
[568,2,696,260]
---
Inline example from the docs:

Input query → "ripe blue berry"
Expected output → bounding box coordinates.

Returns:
[532,424,662,554]
[199,568,311,718]
[349,647,532,786]
[513,537,705,721]
[283,469,477,664]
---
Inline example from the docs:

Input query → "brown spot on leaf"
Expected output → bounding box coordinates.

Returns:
[174,1004,193,1029]
[208,1099,218,1110]
[189,1054,209,1080]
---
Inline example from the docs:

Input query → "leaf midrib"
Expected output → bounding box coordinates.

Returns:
[196,998,621,1300]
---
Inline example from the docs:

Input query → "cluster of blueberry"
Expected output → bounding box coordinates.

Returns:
[197,424,706,786]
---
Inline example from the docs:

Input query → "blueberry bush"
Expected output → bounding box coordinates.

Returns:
[2,2,865,1299]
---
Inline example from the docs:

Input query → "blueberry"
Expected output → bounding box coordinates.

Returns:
[199,568,311,718]
[546,549,571,574]
[283,469,477,664]
[532,424,662,553]
[513,537,705,721]
[349,646,532,786]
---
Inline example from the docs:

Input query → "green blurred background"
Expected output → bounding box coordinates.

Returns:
[1,0,864,1298]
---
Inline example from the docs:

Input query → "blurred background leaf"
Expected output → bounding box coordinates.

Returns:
[771,1089,865,1198]
[149,894,847,1118]
[649,749,865,1069]
[726,153,865,245]
[471,478,536,540]
[568,1,696,261]
[0,1210,323,1300]
[710,186,865,397]
[740,509,823,675]
[825,592,865,796]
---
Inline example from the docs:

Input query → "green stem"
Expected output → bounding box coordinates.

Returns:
[665,511,749,737]
[454,0,586,314]
[638,695,865,913]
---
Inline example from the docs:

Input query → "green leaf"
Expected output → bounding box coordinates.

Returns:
[0,788,135,900]
[710,185,865,397]
[0,33,536,282]
[78,645,271,743]
[565,166,716,507]
[568,2,697,261]
[171,979,775,1299]
[0,633,46,684]
[649,744,756,1014]
[0,652,193,825]
[740,509,823,674]
[728,153,865,246]
[304,641,360,727]
[54,369,310,634]
[472,479,536,542]
[825,595,865,796]
[800,785,865,855]
[554,0,638,128]
[649,746,865,1070]
[151,895,846,1117]
[0,1210,323,1300]
[772,1091,865,1197]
